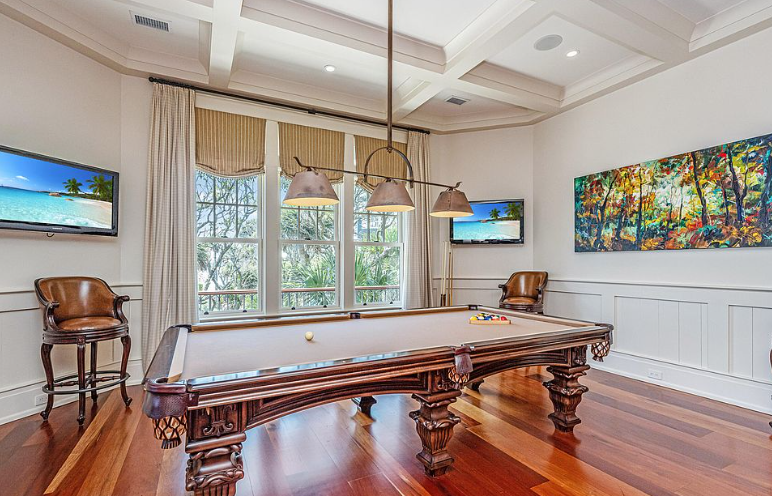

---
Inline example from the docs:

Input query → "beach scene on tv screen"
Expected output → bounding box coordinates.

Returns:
[452,201,522,241]
[0,151,114,229]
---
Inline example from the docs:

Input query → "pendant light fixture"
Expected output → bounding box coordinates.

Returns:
[430,183,474,217]
[284,0,472,218]
[282,168,339,206]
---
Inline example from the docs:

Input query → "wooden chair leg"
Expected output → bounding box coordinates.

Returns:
[76,343,86,425]
[119,335,132,407]
[90,342,98,402]
[40,344,55,421]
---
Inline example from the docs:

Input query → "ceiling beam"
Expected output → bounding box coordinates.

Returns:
[5,0,772,133]
[390,0,561,120]
[208,0,243,88]
[555,0,689,62]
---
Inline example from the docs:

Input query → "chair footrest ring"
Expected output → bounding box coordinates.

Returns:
[42,370,129,395]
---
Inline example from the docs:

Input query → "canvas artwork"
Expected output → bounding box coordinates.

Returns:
[575,132,772,252]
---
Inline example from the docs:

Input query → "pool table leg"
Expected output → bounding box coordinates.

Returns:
[409,390,462,476]
[543,346,590,433]
[352,396,377,416]
[467,379,484,392]
[185,432,246,496]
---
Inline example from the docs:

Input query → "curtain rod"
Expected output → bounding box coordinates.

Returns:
[148,77,430,135]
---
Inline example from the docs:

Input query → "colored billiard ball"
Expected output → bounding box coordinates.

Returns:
[305,331,314,341]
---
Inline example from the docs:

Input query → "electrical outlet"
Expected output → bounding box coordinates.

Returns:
[647,369,663,380]
[34,394,48,406]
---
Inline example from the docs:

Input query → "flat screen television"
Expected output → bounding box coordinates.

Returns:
[0,144,118,236]
[450,199,524,244]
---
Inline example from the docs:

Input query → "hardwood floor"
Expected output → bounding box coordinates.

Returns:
[3,367,770,496]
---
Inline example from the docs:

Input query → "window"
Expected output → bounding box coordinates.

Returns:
[353,183,402,306]
[195,171,262,316]
[279,175,339,309]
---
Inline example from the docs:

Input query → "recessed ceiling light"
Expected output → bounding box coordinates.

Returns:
[566,50,580,58]
[533,34,563,51]
[324,65,336,72]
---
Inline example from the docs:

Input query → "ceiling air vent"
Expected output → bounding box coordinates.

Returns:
[445,96,469,106]
[132,12,170,32]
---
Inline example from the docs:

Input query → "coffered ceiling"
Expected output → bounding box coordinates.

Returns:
[1,0,771,133]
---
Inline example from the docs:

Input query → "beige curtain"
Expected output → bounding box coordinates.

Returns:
[355,135,408,192]
[195,108,266,177]
[141,83,198,369]
[279,122,344,182]
[405,131,433,309]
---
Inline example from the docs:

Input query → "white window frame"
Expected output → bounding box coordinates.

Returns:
[195,172,264,319]
[191,115,410,320]
[278,174,342,312]
[344,151,414,309]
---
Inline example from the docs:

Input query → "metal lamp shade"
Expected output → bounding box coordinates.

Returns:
[365,179,415,212]
[283,169,340,207]
[430,188,473,217]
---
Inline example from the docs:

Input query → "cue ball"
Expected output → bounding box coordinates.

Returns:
[304,331,314,341]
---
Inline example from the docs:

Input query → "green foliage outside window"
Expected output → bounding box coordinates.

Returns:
[196,171,260,314]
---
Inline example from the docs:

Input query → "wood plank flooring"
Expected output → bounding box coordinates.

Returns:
[2,367,770,496]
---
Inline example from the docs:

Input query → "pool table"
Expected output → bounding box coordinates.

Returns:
[142,305,612,496]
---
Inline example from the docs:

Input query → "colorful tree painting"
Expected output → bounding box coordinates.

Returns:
[575,132,772,252]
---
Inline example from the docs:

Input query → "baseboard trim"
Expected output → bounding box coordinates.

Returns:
[0,359,144,425]
[593,352,772,416]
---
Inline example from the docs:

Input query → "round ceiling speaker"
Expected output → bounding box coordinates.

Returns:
[533,34,563,51]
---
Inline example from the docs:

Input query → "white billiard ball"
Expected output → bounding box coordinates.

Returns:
[305,331,314,341]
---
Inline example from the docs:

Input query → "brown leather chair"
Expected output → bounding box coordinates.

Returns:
[498,271,548,314]
[34,277,132,424]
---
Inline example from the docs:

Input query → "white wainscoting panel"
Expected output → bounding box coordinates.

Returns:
[434,276,772,414]
[730,305,772,383]
[545,290,602,322]
[546,279,772,414]
[0,283,144,424]
[431,278,502,308]
[752,308,772,382]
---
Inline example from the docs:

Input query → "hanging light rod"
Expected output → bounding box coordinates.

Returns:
[283,0,472,217]
[292,157,459,190]
[147,76,430,135]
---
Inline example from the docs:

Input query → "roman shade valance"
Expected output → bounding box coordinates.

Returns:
[195,108,266,177]
[354,135,408,191]
[279,122,345,182]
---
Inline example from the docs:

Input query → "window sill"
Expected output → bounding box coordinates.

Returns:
[198,304,402,323]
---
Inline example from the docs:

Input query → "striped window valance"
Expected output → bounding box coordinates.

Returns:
[355,136,408,192]
[195,108,266,177]
[279,122,345,183]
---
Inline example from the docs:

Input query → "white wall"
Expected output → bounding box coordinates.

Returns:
[533,26,772,413]
[0,14,151,423]
[430,128,534,306]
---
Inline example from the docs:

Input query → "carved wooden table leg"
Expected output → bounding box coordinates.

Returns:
[186,433,246,496]
[352,396,377,416]
[543,346,590,433]
[185,404,246,496]
[409,390,462,476]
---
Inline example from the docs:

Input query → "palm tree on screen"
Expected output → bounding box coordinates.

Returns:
[63,178,83,195]
[505,202,522,220]
[87,175,112,201]
[489,208,500,220]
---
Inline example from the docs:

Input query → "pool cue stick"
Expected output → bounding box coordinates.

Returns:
[440,241,448,306]
[448,243,453,307]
